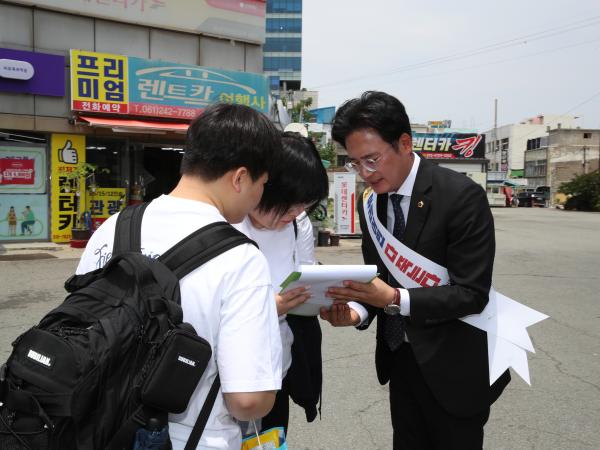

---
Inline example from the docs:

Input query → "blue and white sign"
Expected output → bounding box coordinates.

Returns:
[128,57,270,119]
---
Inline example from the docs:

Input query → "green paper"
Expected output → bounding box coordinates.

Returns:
[279,271,302,292]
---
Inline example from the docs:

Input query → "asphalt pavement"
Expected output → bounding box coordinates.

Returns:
[0,207,598,449]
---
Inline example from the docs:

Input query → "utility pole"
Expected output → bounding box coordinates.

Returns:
[493,98,498,173]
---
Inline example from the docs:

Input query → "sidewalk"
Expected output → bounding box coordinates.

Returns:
[0,241,85,260]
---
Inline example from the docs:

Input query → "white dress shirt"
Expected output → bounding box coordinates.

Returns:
[354,153,420,326]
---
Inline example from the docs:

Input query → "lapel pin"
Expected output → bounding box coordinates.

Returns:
[418,200,424,208]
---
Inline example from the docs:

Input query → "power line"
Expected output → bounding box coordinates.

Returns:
[311,15,600,90]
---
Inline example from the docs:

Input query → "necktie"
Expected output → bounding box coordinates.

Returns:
[385,194,406,351]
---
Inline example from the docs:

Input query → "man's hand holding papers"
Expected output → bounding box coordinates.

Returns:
[281,264,377,316]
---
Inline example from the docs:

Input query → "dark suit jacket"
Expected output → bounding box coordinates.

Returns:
[357,158,510,418]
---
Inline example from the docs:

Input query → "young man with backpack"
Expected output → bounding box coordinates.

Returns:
[75,103,283,449]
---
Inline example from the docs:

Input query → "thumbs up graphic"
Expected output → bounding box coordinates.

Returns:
[58,140,78,164]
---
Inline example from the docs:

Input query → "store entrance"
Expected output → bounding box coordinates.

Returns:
[139,145,184,201]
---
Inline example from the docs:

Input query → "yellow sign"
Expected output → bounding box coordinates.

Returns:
[70,50,129,114]
[50,134,86,243]
[87,188,126,224]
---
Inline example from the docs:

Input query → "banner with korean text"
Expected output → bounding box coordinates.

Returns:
[50,134,86,243]
[12,0,266,44]
[413,133,485,159]
[87,187,126,230]
[70,50,270,118]
[333,173,356,235]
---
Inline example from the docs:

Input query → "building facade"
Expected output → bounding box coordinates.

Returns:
[264,0,302,92]
[484,115,578,178]
[525,127,600,203]
[0,1,268,243]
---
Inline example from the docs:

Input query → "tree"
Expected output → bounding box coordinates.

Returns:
[558,170,600,211]
[318,140,337,166]
[283,96,314,123]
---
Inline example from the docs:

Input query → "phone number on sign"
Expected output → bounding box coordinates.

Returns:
[129,103,200,119]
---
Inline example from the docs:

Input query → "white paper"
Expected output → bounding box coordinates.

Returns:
[281,264,378,316]
[461,288,548,384]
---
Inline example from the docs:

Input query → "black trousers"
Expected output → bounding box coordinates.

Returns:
[389,344,490,450]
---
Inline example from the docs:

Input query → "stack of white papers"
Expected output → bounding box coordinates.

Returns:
[281,264,378,316]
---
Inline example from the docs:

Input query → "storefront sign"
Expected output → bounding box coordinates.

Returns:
[0,158,34,184]
[13,0,266,44]
[333,173,356,235]
[0,147,46,194]
[413,133,485,159]
[70,50,270,117]
[0,59,34,80]
[0,48,65,96]
[87,187,126,229]
[50,134,86,243]
[128,57,269,118]
[71,50,129,114]
[0,194,49,241]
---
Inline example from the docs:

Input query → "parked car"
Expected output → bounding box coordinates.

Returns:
[517,189,546,207]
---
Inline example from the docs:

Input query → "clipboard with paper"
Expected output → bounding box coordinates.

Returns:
[280,264,378,316]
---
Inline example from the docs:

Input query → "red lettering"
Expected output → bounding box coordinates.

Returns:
[413,268,427,285]
[384,243,398,263]
[400,258,413,274]
[407,265,422,280]
[422,273,441,287]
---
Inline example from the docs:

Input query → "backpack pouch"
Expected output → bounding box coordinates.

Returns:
[140,329,212,414]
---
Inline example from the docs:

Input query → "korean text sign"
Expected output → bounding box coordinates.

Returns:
[0,147,46,194]
[71,50,129,114]
[87,188,126,229]
[334,173,356,235]
[70,50,270,118]
[412,133,485,159]
[50,134,86,243]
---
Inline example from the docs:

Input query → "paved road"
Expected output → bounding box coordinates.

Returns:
[1,208,598,449]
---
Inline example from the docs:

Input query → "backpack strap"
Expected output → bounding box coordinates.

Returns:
[113,202,150,255]
[183,374,221,450]
[159,221,257,280]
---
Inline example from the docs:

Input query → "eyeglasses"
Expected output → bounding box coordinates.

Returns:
[344,147,391,174]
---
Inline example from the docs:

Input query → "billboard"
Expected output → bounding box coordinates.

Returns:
[70,50,270,118]
[12,0,266,43]
[413,133,485,159]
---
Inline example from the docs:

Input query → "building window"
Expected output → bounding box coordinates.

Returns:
[264,37,302,52]
[266,18,302,33]
[264,56,301,72]
[267,0,302,13]
[584,132,592,139]
[525,159,547,177]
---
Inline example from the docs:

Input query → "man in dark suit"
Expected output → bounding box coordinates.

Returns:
[321,91,510,449]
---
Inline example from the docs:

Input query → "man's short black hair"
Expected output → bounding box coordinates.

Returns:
[331,91,412,148]
[181,103,279,181]
[257,132,329,217]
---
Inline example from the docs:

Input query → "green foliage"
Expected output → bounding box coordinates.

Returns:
[318,140,337,166]
[283,96,315,123]
[558,170,600,211]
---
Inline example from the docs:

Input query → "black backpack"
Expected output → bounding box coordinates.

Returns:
[0,203,255,450]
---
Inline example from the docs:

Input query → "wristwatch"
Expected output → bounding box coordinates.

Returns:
[384,288,401,315]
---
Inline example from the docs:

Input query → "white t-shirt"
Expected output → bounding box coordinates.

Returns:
[295,212,316,266]
[76,195,282,450]
[233,217,297,376]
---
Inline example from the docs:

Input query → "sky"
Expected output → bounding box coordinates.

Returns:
[302,0,600,132]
